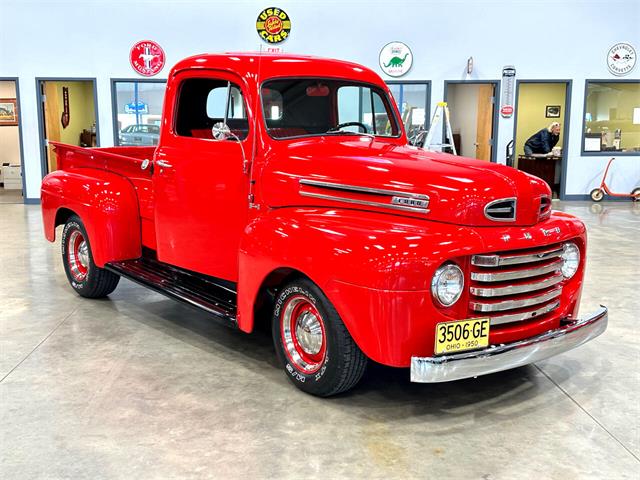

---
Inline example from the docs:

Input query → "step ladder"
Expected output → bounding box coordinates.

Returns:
[423,101,457,155]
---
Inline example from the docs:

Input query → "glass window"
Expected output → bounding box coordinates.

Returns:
[336,86,393,135]
[206,85,246,120]
[113,80,166,146]
[386,82,430,144]
[261,78,399,139]
[583,81,640,154]
[176,79,249,140]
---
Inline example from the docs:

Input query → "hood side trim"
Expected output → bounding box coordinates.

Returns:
[299,179,430,214]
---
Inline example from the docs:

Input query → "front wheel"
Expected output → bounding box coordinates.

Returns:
[631,187,640,201]
[61,215,120,298]
[272,279,367,397]
[590,188,604,202]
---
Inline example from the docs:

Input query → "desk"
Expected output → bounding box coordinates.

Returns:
[517,154,561,195]
[80,129,97,147]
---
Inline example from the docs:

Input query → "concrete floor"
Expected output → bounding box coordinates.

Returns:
[1,201,639,479]
[0,188,24,204]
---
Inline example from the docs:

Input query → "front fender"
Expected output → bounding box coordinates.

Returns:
[236,206,484,329]
[238,207,587,367]
[41,168,141,266]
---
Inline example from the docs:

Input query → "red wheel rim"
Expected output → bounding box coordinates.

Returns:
[280,295,327,374]
[67,229,89,282]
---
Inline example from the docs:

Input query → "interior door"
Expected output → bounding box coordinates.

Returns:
[475,84,495,161]
[153,71,252,281]
[42,81,62,172]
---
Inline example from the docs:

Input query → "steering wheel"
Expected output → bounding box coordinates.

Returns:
[327,122,368,133]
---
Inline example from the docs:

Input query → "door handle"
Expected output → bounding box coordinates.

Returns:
[156,160,173,168]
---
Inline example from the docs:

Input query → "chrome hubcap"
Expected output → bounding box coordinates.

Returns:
[77,241,89,268]
[295,310,323,355]
[67,230,89,281]
[281,295,326,373]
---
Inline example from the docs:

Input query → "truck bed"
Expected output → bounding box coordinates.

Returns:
[51,142,155,178]
[50,142,156,231]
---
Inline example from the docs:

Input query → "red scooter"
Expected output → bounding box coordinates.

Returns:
[590,157,640,202]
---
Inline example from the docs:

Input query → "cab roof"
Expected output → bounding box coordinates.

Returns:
[170,52,384,85]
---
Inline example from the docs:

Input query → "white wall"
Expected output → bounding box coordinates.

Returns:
[1,0,639,200]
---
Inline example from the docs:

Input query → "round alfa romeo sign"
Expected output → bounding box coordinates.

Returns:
[130,40,166,77]
[256,7,291,44]
[379,42,413,77]
[607,42,636,76]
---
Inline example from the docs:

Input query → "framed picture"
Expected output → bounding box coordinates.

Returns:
[545,105,561,118]
[0,98,18,126]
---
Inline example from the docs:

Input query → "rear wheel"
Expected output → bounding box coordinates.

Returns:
[590,188,604,202]
[631,187,640,201]
[272,279,367,397]
[61,215,120,298]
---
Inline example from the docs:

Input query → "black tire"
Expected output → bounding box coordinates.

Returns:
[61,215,120,298]
[272,279,367,397]
[590,188,604,202]
[632,187,640,202]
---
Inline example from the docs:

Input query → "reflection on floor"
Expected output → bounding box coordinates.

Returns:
[1,201,638,478]
[0,188,23,204]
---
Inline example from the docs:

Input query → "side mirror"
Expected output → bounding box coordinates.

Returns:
[212,122,231,141]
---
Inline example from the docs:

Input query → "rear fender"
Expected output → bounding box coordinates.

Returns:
[41,169,142,266]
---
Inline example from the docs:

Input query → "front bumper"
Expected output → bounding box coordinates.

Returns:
[410,306,608,383]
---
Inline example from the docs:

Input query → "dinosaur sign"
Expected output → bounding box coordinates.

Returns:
[379,42,413,78]
[130,40,166,77]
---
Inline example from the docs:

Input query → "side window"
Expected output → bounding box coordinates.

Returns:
[263,88,283,121]
[175,78,249,140]
[372,91,393,135]
[337,86,395,135]
[337,86,363,132]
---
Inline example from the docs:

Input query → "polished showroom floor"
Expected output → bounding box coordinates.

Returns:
[1,201,639,479]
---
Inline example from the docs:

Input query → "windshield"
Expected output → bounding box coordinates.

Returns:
[261,78,400,139]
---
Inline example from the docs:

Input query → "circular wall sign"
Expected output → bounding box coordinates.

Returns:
[607,42,636,76]
[256,7,291,44]
[379,42,413,78]
[130,40,166,77]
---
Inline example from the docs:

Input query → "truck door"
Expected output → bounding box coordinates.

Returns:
[152,71,252,281]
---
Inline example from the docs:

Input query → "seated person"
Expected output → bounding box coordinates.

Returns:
[524,122,560,155]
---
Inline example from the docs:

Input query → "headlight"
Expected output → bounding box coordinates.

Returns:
[431,263,464,306]
[561,242,580,279]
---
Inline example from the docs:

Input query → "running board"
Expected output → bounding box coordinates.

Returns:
[106,258,238,325]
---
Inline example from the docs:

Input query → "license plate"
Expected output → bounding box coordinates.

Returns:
[435,318,490,355]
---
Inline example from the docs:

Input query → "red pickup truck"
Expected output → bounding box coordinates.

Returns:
[41,53,607,396]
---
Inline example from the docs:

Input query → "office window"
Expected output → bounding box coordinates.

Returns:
[112,80,166,146]
[386,81,430,143]
[583,81,640,154]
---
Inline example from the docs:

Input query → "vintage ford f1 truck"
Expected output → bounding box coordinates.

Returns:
[41,53,608,396]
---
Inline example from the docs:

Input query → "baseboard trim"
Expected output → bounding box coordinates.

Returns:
[563,194,635,202]
[24,198,41,205]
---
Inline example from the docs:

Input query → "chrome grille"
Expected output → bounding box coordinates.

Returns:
[484,198,516,222]
[469,243,565,326]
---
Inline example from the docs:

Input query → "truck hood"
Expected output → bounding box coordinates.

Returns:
[261,137,552,227]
